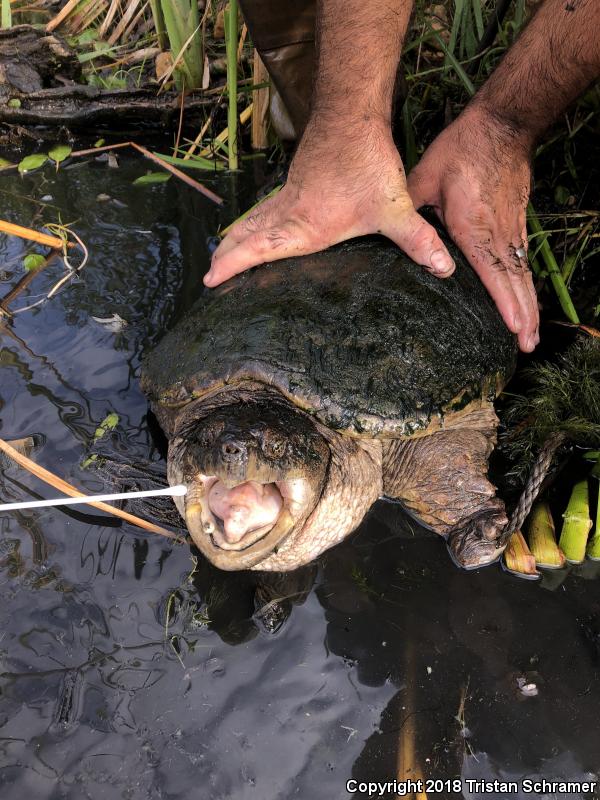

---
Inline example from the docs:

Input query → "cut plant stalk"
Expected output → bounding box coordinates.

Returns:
[503,530,540,580]
[527,502,566,569]
[586,457,600,560]
[559,479,592,564]
[0,219,71,250]
[224,0,239,171]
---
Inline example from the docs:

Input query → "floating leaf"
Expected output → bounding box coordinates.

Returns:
[48,145,72,167]
[154,152,225,171]
[93,412,120,442]
[0,157,13,168]
[133,172,171,186]
[18,154,47,174]
[94,138,106,148]
[7,98,21,109]
[23,254,46,272]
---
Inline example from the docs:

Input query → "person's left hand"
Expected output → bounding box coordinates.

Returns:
[407,103,539,352]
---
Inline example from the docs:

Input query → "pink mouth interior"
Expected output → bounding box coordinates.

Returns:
[207,480,283,544]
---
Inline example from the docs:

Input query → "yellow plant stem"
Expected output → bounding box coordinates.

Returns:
[587,468,600,560]
[527,502,565,569]
[559,479,592,564]
[503,530,540,579]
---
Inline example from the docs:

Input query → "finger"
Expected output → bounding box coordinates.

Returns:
[520,223,540,327]
[204,226,309,287]
[451,228,523,336]
[507,239,539,352]
[382,209,455,277]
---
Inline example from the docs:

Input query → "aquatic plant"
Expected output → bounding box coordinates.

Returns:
[151,0,205,90]
[502,336,600,481]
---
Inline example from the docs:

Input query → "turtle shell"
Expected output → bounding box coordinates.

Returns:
[141,238,517,437]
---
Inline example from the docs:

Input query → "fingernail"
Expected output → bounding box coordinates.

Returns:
[430,249,455,275]
[526,334,537,352]
[513,313,522,332]
[203,270,215,286]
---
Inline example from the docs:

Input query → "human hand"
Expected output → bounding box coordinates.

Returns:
[407,104,539,353]
[204,121,455,287]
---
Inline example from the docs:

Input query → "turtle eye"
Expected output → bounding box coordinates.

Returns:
[262,435,286,459]
[195,420,223,448]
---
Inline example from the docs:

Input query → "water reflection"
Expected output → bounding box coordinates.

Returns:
[0,158,599,800]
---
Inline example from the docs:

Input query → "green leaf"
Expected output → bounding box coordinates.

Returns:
[554,185,570,205]
[48,145,72,166]
[0,157,13,168]
[94,138,106,148]
[133,171,171,186]
[7,98,21,108]
[76,29,98,45]
[81,454,98,469]
[23,253,46,272]
[77,44,116,63]
[154,152,225,171]
[18,154,48,174]
[93,412,120,442]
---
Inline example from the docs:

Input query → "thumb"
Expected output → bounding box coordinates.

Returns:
[383,209,455,277]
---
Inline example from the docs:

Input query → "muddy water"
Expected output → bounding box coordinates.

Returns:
[0,156,599,800]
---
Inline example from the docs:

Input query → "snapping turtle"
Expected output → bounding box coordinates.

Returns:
[141,239,517,572]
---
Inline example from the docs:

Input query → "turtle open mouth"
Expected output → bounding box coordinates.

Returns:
[204,478,283,550]
[182,473,309,570]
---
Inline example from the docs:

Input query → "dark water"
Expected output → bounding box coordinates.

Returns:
[0,156,599,800]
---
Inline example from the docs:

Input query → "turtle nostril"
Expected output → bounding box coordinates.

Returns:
[221,440,245,459]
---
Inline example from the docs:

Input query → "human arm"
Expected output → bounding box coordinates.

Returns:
[204,0,456,287]
[408,0,600,352]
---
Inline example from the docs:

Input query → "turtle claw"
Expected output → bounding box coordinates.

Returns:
[447,507,508,570]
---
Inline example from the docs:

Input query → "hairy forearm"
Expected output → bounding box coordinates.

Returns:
[309,0,414,133]
[472,0,600,147]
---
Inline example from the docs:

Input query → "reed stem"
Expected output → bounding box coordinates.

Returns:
[1,0,11,29]
[527,204,580,324]
[225,0,239,171]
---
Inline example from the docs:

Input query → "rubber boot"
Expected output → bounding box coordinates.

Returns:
[239,0,316,139]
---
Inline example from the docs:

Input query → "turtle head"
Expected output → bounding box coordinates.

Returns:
[168,400,330,570]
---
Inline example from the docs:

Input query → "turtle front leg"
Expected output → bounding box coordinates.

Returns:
[382,426,508,569]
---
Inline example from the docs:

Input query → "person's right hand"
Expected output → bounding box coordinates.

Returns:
[204,120,455,287]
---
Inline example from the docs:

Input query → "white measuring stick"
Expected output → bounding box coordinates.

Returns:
[0,484,187,512]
